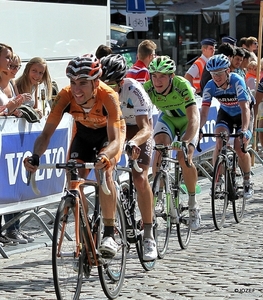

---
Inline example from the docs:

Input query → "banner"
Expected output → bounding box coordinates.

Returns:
[0,114,73,214]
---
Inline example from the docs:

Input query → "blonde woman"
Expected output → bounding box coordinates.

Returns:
[16,57,52,115]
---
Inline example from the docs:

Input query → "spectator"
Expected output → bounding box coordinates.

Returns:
[240,48,252,77]
[230,47,245,75]
[239,37,247,48]
[126,39,157,84]
[245,60,258,95]
[95,44,112,59]
[185,38,216,94]
[221,36,237,46]
[0,54,34,244]
[16,57,52,116]
[245,36,258,61]
[0,43,18,247]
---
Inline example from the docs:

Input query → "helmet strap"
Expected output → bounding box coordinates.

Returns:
[79,80,96,107]
[159,76,173,95]
[217,72,229,89]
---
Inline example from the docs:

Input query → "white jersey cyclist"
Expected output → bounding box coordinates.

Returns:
[119,77,152,125]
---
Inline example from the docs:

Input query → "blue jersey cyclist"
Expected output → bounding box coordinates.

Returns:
[144,56,201,231]
[200,54,253,199]
[100,54,157,261]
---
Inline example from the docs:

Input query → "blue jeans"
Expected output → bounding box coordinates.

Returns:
[4,213,20,233]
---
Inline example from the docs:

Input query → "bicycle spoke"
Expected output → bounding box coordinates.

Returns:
[176,181,191,249]
[52,198,83,300]
[152,172,171,259]
[232,163,246,223]
[211,156,228,230]
[98,201,127,299]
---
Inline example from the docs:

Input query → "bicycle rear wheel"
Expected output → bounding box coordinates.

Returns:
[98,200,127,299]
[152,171,171,259]
[211,155,228,230]
[176,178,191,249]
[231,159,246,223]
[52,197,83,300]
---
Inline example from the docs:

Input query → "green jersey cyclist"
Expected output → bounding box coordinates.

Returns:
[144,56,201,230]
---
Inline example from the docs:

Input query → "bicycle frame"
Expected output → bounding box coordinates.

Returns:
[154,145,185,222]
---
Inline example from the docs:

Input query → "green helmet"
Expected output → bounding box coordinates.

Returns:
[149,56,176,74]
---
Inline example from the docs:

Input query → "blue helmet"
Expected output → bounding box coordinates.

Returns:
[206,54,230,72]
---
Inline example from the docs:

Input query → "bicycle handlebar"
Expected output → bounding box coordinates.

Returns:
[154,143,192,168]
[197,132,247,153]
[27,161,111,196]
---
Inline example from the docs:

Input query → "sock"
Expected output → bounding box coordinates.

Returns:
[143,223,154,240]
[103,226,114,239]
[188,192,198,209]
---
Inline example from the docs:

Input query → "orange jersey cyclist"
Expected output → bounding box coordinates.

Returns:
[24,54,126,258]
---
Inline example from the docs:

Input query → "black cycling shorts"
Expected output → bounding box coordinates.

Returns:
[69,121,108,163]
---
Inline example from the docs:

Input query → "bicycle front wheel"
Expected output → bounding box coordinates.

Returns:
[211,155,228,230]
[98,200,127,299]
[152,171,171,259]
[52,197,83,300]
[232,159,246,223]
[176,179,191,249]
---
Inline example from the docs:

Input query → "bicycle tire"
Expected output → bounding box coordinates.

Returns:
[134,200,156,271]
[152,171,171,259]
[231,156,246,223]
[211,155,228,230]
[52,197,84,300]
[176,175,191,249]
[98,200,127,299]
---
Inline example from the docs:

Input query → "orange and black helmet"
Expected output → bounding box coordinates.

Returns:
[66,54,102,80]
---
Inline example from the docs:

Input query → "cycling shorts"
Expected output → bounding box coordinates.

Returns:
[69,121,125,164]
[153,112,199,147]
[215,108,253,133]
[126,124,153,166]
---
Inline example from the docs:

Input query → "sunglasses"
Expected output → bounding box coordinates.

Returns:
[107,83,118,89]
[10,65,21,70]
[210,70,227,77]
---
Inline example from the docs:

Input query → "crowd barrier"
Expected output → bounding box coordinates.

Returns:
[0,99,221,258]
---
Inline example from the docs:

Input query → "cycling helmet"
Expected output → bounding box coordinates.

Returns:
[66,54,102,80]
[206,54,230,72]
[100,54,127,83]
[149,56,176,74]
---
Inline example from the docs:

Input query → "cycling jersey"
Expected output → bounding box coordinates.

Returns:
[120,77,152,126]
[48,80,126,163]
[144,76,198,144]
[202,72,250,117]
[144,75,196,117]
[49,81,124,129]
[120,77,153,166]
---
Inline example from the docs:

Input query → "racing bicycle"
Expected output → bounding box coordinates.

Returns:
[152,142,195,258]
[198,131,247,230]
[29,159,127,299]
[115,154,156,271]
